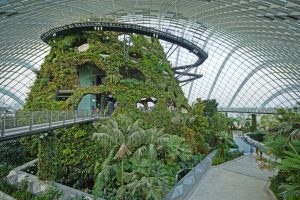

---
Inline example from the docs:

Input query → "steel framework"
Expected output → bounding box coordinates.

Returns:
[0,0,299,110]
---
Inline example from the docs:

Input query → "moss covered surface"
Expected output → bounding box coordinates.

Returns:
[22,31,190,191]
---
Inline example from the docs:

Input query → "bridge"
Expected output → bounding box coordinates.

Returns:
[218,107,276,114]
[40,21,207,85]
[0,110,107,142]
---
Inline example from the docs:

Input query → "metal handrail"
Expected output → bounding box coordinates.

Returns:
[218,107,276,114]
[0,110,106,139]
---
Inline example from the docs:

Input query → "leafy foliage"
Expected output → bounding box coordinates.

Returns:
[18,30,231,199]
[260,108,300,200]
[93,115,192,199]
[212,149,243,165]
[117,157,171,200]
[0,139,26,164]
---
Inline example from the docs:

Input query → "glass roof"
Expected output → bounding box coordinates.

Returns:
[0,0,299,110]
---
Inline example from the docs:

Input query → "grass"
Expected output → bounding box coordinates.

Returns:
[212,149,244,165]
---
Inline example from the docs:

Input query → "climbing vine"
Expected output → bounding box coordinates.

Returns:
[22,31,190,192]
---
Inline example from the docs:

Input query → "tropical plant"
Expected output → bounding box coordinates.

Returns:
[93,115,139,195]
[260,108,300,200]
[116,157,171,199]
[35,184,63,200]
[171,112,209,154]
[0,139,26,164]
[93,114,190,198]
[202,99,218,118]
[216,131,235,158]
[278,145,300,200]
[20,30,198,198]
[171,112,195,129]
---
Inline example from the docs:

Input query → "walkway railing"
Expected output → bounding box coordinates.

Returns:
[0,110,107,141]
[40,21,207,85]
[218,107,276,114]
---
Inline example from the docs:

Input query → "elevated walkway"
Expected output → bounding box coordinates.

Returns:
[218,107,276,114]
[0,110,107,142]
[41,21,207,84]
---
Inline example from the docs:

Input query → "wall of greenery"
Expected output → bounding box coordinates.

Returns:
[16,30,223,199]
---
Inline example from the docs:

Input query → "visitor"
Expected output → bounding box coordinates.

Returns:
[107,101,114,116]
[250,146,254,154]
[96,107,99,116]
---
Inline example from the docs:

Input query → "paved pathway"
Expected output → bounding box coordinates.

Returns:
[186,132,277,200]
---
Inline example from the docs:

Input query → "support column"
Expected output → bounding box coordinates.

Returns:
[251,114,257,132]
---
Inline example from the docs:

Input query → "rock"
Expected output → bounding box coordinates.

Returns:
[144,35,152,43]
[163,71,169,76]
[6,171,17,185]
[77,44,89,52]
[99,54,110,58]
[27,176,42,194]
[0,191,16,200]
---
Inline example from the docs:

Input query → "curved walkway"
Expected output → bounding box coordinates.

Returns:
[186,132,277,200]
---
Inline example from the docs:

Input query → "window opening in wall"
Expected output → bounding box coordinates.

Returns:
[77,93,116,116]
[77,63,106,86]
[167,98,177,112]
[136,97,157,112]
[119,66,145,81]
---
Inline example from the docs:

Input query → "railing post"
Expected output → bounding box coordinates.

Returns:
[1,112,6,136]
[49,111,52,128]
[13,112,16,128]
[29,112,33,132]
[74,110,76,123]
[63,111,66,125]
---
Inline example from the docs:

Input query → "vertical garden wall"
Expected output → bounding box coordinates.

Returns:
[20,30,209,198]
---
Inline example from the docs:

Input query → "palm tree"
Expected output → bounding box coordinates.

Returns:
[278,145,300,200]
[171,112,195,129]
[92,114,190,198]
[93,115,144,194]
[215,131,235,158]
[262,109,300,199]
[116,157,171,200]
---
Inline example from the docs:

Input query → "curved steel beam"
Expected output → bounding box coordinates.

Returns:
[227,61,299,107]
[206,43,299,100]
[262,85,300,108]
[0,57,38,73]
[0,87,24,106]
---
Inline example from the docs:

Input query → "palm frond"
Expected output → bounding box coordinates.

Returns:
[279,183,300,200]
[279,150,300,171]
[148,143,158,159]
[128,129,146,147]
[101,148,115,171]
[128,119,143,133]
[133,145,148,158]
[110,127,125,144]
[288,129,300,142]
[93,132,115,147]
[114,143,131,160]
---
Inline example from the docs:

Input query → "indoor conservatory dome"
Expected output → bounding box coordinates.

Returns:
[0,0,299,110]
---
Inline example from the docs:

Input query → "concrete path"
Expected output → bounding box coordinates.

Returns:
[0,191,15,200]
[186,133,276,200]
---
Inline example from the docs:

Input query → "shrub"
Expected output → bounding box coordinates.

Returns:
[0,139,26,165]
[11,190,35,200]
[35,184,63,200]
